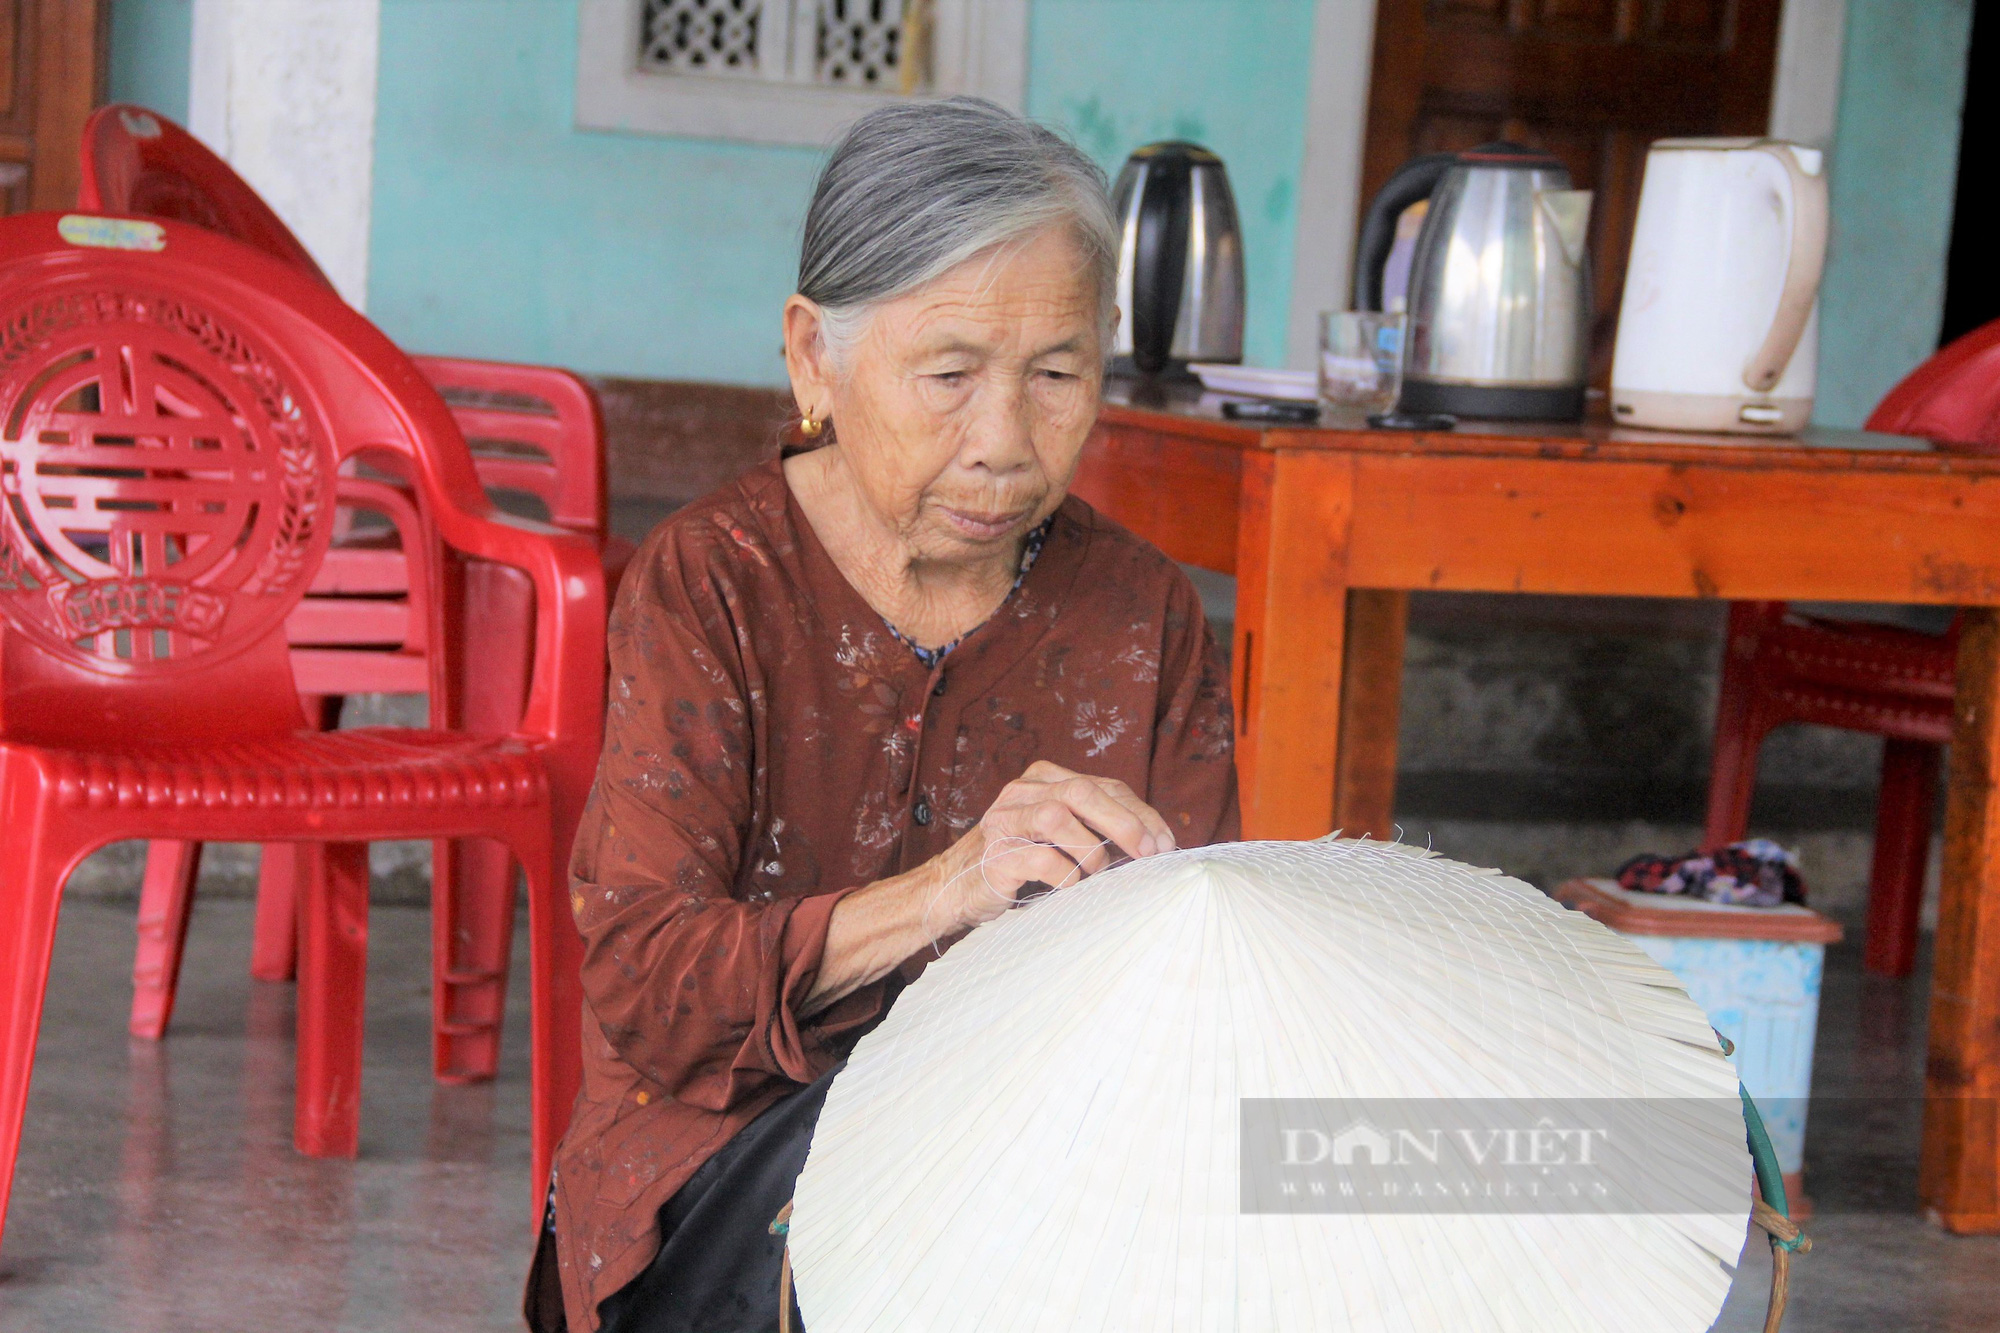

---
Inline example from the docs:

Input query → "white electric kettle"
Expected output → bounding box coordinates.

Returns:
[1611,138,1828,434]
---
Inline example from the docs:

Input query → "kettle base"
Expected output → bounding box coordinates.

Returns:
[1109,356,1206,385]
[1610,388,1813,435]
[1400,379,1584,423]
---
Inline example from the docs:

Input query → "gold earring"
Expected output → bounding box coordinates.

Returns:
[800,413,823,438]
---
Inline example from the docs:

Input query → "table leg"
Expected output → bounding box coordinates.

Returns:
[1922,606,2000,1232]
[1335,590,1407,841]
[1230,451,1355,840]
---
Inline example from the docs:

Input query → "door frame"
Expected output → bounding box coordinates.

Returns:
[1283,0,1382,370]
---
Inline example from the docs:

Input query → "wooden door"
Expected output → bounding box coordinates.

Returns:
[1,0,108,214]
[1360,0,1785,372]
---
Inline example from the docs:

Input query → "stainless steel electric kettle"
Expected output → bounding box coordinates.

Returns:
[1111,141,1245,375]
[1355,144,1593,420]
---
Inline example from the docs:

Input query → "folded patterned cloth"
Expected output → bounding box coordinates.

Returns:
[1615,838,1806,907]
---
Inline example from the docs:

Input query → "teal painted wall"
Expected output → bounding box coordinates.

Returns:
[367,0,1317,384]
[1027,0,1317,372]
[370,0,821,385]
[1814,0,1975,427]
[107,0,193,121]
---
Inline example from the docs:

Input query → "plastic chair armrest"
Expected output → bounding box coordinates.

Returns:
[428,494,606,768]
[412,355,609,535]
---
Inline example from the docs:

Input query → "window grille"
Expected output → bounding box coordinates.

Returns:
[578,0,1022,147]
[640,0,764,76]
[639,0,932,92]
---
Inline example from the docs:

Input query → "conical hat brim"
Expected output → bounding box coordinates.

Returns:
[792,839,1752,1332]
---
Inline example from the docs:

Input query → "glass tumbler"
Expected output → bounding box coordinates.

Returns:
[1318,311,1406,414]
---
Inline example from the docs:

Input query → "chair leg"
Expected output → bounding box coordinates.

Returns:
[1705,608,1775,849]
[1865,739,1941,978]
[1704,707,1773,850]
[250,843,302,983]
[521,832,582,1220]
[434,566,536,1083]
[432,837,517,1083]
[130,840,203,1040]
[250,694,343,985]
[0,818,75,1251]
[294,842,370,1158]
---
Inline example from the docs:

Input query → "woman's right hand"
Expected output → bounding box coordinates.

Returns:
[930,760,1177,931]
[807,762,1178,1013]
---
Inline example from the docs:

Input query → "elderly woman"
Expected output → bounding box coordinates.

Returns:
[529,98,1239,1333]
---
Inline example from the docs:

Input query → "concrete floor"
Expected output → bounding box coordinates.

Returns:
[0,900,535,1332]
[1,900,1998,1331]
[1706,929,2000,1332]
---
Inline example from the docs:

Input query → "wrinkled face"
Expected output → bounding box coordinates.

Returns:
[789,225,1108,563]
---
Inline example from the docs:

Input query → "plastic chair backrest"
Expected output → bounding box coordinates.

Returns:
[414,356,608,540]
[81,108,613,542]
[0,213,493,748]
[1866,316,2000,446]
[78,105,334,292]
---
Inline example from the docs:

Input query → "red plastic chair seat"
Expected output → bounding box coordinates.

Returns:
[1751,614,1956,739]
[40,731,546,815]
[2,729,563,1176]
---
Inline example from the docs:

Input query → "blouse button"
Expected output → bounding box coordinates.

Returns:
[913,794,933,826]
[932,672,948,698]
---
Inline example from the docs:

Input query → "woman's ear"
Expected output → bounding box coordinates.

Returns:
[783,295,836,422]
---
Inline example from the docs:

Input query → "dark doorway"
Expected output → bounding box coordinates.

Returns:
[0,0,110,214]
[1356,0,1786,377]
[1941,0,1998,345]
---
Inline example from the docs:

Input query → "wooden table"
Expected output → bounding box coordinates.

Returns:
[1072,381,2000,1232]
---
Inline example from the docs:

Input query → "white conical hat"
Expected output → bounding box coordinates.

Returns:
[790,839,1751,1332]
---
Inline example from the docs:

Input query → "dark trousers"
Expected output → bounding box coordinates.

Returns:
[591,1062,841,1333]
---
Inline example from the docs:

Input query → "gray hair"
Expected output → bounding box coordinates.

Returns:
[798,97,1119,367]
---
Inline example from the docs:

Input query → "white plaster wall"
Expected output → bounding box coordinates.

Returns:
[1285,0,1378,369]
[1770,0,1849,146]
[187,0,381,309]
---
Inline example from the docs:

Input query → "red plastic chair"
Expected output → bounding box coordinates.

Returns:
[82,104,631,1081]
[143,359,624,1079]
[1705,316,2000,977]
[77,106,332,288]
[138,359,622,1069]
[0,212,603,1248]
[130,472,444,1040]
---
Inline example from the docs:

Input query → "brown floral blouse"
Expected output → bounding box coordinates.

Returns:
[551,458,1239,1330]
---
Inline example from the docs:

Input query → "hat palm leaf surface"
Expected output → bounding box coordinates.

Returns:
[790,838,1751,1332]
